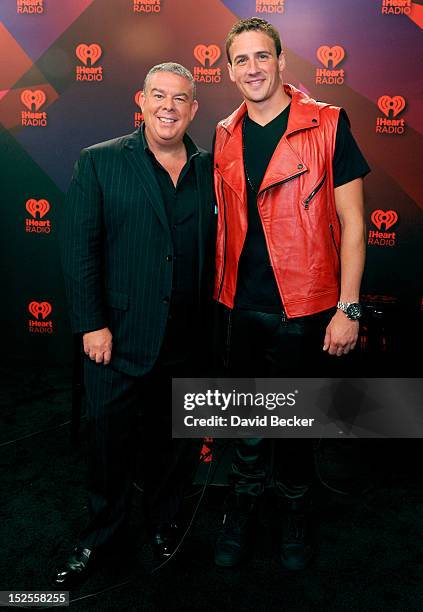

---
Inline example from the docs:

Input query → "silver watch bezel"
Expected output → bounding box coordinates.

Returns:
[337,301,362,321]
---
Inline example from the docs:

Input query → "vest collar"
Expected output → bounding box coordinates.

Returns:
[216,84,326,195]
[220,83,321,136]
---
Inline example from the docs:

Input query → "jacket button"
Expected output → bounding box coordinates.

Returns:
[162,297,170,304]
[297,164,304,169]
[312,118,317,123]
[166,255,173,262]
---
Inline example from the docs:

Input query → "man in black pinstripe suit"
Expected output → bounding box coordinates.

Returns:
[55,63,215,587]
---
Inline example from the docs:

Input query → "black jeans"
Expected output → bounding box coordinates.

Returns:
[218,305,336,498]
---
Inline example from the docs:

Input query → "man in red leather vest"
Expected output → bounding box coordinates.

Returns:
[213,18,370,570]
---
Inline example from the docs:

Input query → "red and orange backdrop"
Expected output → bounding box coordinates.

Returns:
[1,0,422,363]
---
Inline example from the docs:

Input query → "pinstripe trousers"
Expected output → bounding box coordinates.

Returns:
[78,315,202,550]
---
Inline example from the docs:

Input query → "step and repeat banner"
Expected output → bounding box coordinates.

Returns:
[1,0,422,365]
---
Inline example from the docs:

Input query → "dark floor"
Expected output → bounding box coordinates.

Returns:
[1,360,423,611]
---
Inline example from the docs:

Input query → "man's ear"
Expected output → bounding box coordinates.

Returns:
[190,98,199,121]
[278,52,286,74]
[139,90,146,111]
[227,61,235,83]
[138,91,145,111]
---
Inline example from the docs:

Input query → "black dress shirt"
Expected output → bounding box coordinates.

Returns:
[141,126,201,365]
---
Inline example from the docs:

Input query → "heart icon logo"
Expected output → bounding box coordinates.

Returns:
[316,46,345,69]
[377,95,406,118]
[76,44,102,66]
[371,210,398,231]
[26,199,50,219]
[20,89,46,111]
[194,44,221,67]
[28,301,52,320]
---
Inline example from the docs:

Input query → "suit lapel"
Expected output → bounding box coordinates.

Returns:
[122,130,170,236]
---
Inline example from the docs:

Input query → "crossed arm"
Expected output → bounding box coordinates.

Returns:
[323,177,366,356]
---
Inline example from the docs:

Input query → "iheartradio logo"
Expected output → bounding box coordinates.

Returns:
[26,199,50,219]
[316,46,345,69]
[381,0,412,16]
[133,0,161,12]
[377,95,406,118]
[371,210,398,231]
[76,44,102,66]
[28,301,52,320]
[20,89,46,111]
[25,199,51,234]
[194,44,221,67]
[17,0,44,14]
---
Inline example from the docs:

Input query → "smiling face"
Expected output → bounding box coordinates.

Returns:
[140,71,198,149]
[227,30,285,105]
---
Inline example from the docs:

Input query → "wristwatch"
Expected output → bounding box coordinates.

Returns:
[337,301,363,321]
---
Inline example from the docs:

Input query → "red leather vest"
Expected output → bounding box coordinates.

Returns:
[213,84,342,318]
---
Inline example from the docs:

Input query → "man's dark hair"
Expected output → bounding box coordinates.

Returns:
[226,17,282,63]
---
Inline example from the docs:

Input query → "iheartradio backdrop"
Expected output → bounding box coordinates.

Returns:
[1,0,422,365]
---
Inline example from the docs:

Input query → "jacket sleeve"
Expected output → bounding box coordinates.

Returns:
[60,148,107,334]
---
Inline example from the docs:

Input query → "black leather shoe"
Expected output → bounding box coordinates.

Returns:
[53,546,96,588]
[152,523,180,564]
[280,497,314,571]
[214,493,256,567]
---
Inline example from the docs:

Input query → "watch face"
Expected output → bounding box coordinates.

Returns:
[346,303,362,320]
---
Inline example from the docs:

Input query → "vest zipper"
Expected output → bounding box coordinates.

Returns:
[258,168,307,196]
[303,173,327,209]
[217,168,306,305]
[255,168,306,317]
[217,177,227,301]
[329,223,340,260]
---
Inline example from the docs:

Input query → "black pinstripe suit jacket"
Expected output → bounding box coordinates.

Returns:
[60,128,216,377]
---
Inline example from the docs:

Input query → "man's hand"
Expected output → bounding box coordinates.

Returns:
[83,327,113,364]
[323,310,358,356]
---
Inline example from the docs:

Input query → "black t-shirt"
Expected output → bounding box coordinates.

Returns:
[235,104,370,313]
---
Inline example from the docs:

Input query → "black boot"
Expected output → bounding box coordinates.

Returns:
[52,546,97,588]
[151,523,180,564]
[214,493,256,567]
[280,496,314,571]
